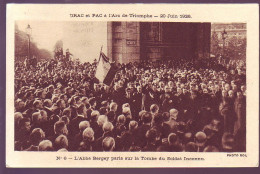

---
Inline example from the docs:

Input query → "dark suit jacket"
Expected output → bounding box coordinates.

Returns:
[93,131,115,151]
[69,115,87,138]
[69,131,83,151]
[136,124,151,148]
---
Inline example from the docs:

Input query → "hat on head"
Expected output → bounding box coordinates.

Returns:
[103,122,114,132]
[203,145,219,152]
[79,121,90,131]
[129,120,138,130]
[195,131,207,147]
[82,127,94,142]
[39,140,53,151]
[57,148,68,152]
[185,142,197,152]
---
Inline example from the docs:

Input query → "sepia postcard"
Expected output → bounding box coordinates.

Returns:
[6,4,259,168]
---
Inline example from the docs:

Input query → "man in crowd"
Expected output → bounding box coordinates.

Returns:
[14,55,246,152]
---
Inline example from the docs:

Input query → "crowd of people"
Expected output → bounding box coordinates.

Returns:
[14,55,246,152]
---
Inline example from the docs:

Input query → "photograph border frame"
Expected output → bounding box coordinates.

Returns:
[1,0,260,173]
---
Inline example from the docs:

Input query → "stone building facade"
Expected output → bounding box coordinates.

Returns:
[107,22,211,63]
[211,23,246,45]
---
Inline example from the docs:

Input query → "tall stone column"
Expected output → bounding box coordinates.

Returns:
[109,22,140,64]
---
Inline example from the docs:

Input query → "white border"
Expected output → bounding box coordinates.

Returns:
[6,4,259,168]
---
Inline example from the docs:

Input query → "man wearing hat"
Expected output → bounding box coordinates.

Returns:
[195,131,207,152]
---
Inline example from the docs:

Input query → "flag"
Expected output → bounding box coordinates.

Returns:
[95,51,117,86]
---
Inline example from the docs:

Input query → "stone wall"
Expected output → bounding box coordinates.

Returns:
[108,22,140,64]
[108,22,211,63]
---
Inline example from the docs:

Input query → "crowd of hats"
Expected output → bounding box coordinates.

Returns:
[14,57,246,152]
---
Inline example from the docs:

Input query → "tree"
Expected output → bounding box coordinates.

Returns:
[210,31,221,56]
[15,24,52,62]
[225,37,246,60]
[38,49,53,61]
[54,40,63,58]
